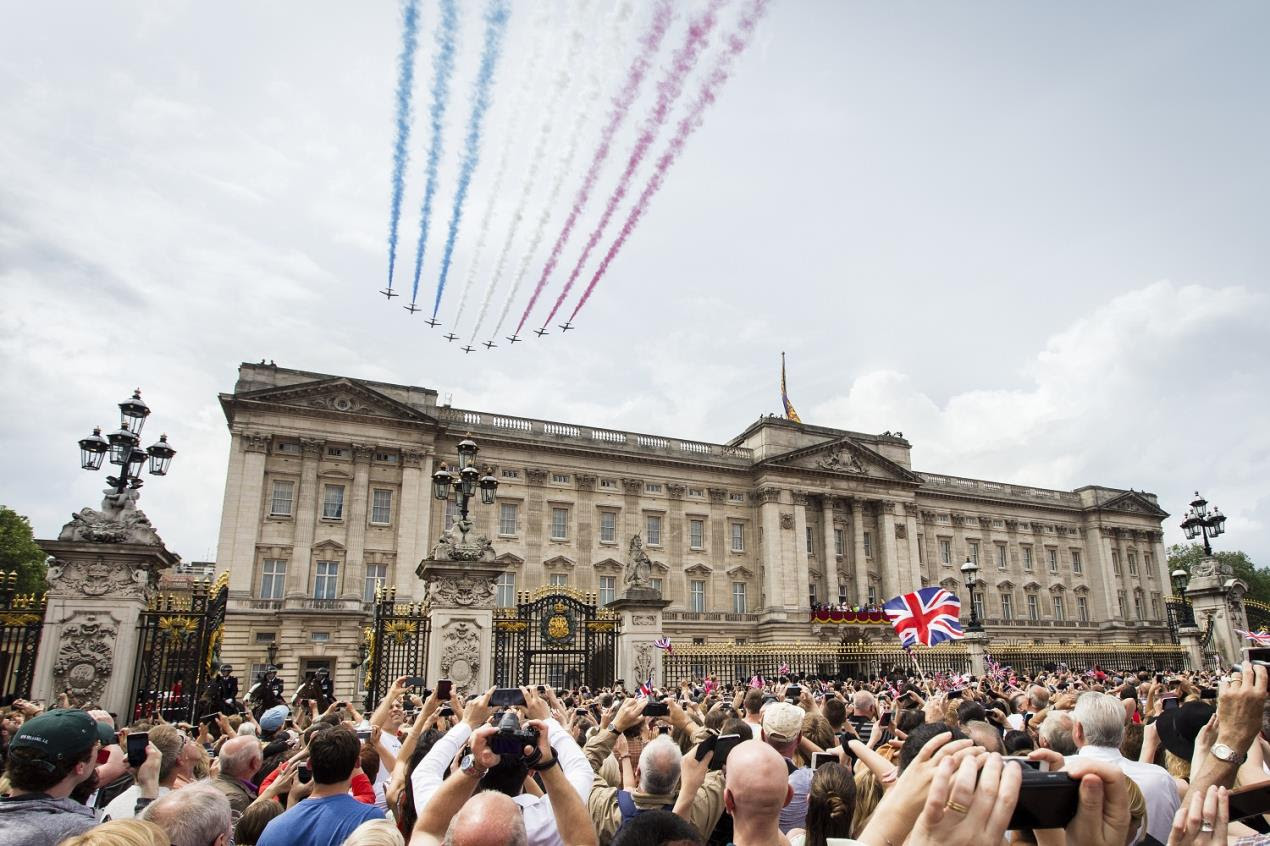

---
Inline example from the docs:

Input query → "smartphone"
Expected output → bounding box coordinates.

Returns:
[490,688,526,707]
[1008,771,1080,830]
[878,711,892,727]
[1228,783,1270,821]
[658,725,672,735]
[436,679,453,700]
[694,731,720,762]
[1004,756,1049,772]
[837,734,857,759]
[355,728,372,741]
[710,734,743,771]
[575,708,589,716]
[812,751,838,770]
[643,701,670,717]
[297,762,312,784]
[438,705,454,717]
[1155,673,1164,684]
[786,686,803,699]
[536,685,546,693]
[947,689,964,700]
[1161,697,1179,711]
[126,731,149,768]
[403,676,426,689]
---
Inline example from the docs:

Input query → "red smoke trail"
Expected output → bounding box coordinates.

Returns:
[534,0,727,331]
[509,0,674,336]
[569,0,769,322]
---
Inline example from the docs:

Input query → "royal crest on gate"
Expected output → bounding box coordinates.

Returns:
[543,602,575,644]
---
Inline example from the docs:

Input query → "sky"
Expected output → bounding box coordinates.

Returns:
[1,1,1267,567]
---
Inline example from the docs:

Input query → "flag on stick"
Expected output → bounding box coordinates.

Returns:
[884,587,964,649]
[781,352,801,423]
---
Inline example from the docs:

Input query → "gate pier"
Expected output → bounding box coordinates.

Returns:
[418,559,506,699]
[608,588,671,689]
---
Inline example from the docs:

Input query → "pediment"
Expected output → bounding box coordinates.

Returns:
[759,436,922,484]
[226,377,438,426]
[543,555,575,570]
[996,579,1015,590]
[594,558,624,573]
[495,552,525,568]
[685,563,713,577]
[727,565,755,579]
[939,578,960,591]
[1048,583,1066,593]
[1073,584,1091,594]
[651,560,669,574]
[1092,490,1168,518]
[1023,581,1042,591]
[318,468,353,480]
[313,539,346,552]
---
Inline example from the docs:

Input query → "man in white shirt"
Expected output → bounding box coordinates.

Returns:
[102,725,199,821]
[412,687,593,846]
[1068,692,1179,845]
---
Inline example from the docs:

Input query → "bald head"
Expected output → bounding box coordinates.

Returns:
[445,792,528,846]
[218,735,262,779]
[724,740,792,821]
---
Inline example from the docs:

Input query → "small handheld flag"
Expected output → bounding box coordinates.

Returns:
[778,662,791,676]
[884,587,964,649]
[749,674,765,688]
[781,352,801,423]
[638,674,654,697]
[1237,629,1270,646]
[653,636,673,655]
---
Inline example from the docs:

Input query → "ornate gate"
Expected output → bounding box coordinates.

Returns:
[131,573,228,723]
[493,587,620,689]
[0,572,45,701]
[364,587,431,710]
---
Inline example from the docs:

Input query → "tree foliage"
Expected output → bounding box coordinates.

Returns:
[1167,543,1270,604]
[0,506,49,594]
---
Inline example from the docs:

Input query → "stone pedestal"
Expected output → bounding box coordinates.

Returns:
[32,540,178,715]
[963,630,989,677]
[417,559,506,700]
[1177,626,1206,671]
[1184,556,1249,667]
[608,589,671,688]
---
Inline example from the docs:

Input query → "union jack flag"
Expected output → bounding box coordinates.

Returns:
[653,637,673,655]
[749,674,765,688]
[1237,629,1270,646]
[884,587,964,649]
[638,674,655,697]
[778,662,790,676]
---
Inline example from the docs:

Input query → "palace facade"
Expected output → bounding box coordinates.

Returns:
[214,362,1172,694]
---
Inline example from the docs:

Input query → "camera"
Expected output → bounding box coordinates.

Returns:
[489,710,539,757]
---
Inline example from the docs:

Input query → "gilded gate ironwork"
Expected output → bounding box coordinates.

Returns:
[131,573,228,723]
[0,572,46,701]
[493,587,619,689]
[364,587,431,710]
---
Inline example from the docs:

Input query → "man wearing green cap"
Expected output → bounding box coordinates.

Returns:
[0,708,101,845]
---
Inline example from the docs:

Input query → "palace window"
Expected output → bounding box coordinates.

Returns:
[322,485,344,520]
[371,489,393,525]
[496,572,516,607]
[968,540,980,566]
[645,483,662,494]
[651,578,663,594]
[499,503,518,536]
[689,519,705,550]
[501,469,519,479]
[599,511,617,544]
[939,539,952,566]
[1071,550,1083,574]
[600,478,617,490]
[1047,548,1058,574]
[549,573,568,587]
[1027,594,1039,622]
[687,487,704,497]
[326,447,346,458]
[275,442,300,455]
[646,515,662,546]
[914,532,922,562]
[550,508,569,540]
[314,561,339,599]
[730,522,745,552]
[1145,552,1154,577]
[363,563,387,602]
[374,451,397,463]
[1152,593,1162,620]
[972,592,984,621]
[1117,591,1127,618]
[733,582,747,613]
[599,575,616,606]
[1112,551,1122,576]
[552,473,571,484]
[1134,593,1145,620]
[1054,596,1066,621]
[690,580,705,612]
[1000,593,1014,620]
[806,526,815,556]
[996,545,1008,570]
[269,480,294,517]
[863,532,873,559]
[867,584,877,606]
[1077,596,1089,622]
[259,559,286,599]
[729,492,746,503]
[1022,546,1033,571]
[1128,552,1138,576]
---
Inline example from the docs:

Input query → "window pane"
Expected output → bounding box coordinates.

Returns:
[314,561,339,599]
[322,485,344,519]
[496,572,516,607]
[968,541,979,566]
[260,559,287,599]
[551,508,568,540]
[730,523,744,552]
[806,526,815,555]
[939,540,951,565]
[1048,548,1058,573]
[599,576,615,606]
[270,481,294,516]
[549,573,568,587]
[651,578,662,594]
[1072,550,1082,573]
[834,528,845,556]
[1078,596,1089,621]
[690,520,704,549]
[371,489,392,524]
[363,563,387,601]
[1027,594,1039,621]
[863,532,872,559]
[1022,546,1033,570]
[997,545,1007,569]
[1054,597,1065,620]
[1001,593,1013,619]
[499,503,518,535]
[732,582,746,613]
[646,515,662,546]
[690,580,705,612]
[600,512,616,543]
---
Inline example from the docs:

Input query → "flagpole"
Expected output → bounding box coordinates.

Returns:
[908,648,927,680]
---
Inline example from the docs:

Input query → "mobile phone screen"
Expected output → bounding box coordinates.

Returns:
[812,751,837,769]
[490,688,526,707]
[403,676,426,689]
[435,679,453,700]
[879,711,892,727]
[710,734,742,771]
[126,732,149,769]
[1008,771,1080,830]
[1162,697,1179,711]
[1229,783,1270,821]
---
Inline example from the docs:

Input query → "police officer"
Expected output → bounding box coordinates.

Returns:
[203,664,240,716]
[314,666,335,711]
[249,665,285,716]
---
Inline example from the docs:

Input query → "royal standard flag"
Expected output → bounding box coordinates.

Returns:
[781,352,802,423]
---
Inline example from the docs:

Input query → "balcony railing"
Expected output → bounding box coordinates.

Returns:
[662,611,760,622]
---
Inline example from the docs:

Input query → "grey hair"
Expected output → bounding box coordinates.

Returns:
[217,735,260,778]
[141,780,232,846]
[638,736,683,796]
[443,793,528,846]
[1038,710,1077,755]
[1073,692,1126,749]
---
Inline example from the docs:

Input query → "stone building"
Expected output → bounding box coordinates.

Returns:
[214,363,1172,694]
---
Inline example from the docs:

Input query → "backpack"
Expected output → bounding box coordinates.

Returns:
[615,790,673,833]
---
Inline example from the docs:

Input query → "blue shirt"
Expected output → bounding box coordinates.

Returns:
[257,794,384,846]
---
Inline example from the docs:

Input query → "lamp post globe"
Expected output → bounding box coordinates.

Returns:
[77,389,175,495]
[118,389,151,436]
[960,557,982,632]
[78,427,109,471]
[432,436,499,552]
[1180,490,1229,557]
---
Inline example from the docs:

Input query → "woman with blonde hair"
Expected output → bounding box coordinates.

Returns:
[341,818,406,846]
[59,819,170,846]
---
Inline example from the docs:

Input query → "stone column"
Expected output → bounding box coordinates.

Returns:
[34,539,179,716]
[792,492,811,608]
[417,560,507,699]
[394,450,428,595]
[345,445,374,595]
[286,438,324,595]
[755,487,785,620]
[852,500,869,606]
[620,478,644,545]
[964,630,989,677]
[1184,557,1249,667]
[1092,527,1121,625]
[524,468,548,590]
[879,502,899,602]
[820,497,840,603]
[904,506,923,593]
[609,589,672,687]
[224,432,269,594]
[577,476,598,590]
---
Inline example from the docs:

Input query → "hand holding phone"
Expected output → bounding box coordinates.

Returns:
[436,679,453,700]
[490,688,526,707]
[126,731,149,769]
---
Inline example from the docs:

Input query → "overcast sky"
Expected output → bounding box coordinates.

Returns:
[2,1,1266,568]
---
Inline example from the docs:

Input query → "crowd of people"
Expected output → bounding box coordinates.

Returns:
[3,660,1270,846]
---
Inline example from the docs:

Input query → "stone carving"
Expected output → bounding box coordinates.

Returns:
[780,513,794,530]
[895,524,907,540]
[1004,519,1020,532]
[632,641,655,685]
[881,501,896,515]
[621,478,644,495]
[301,438,326,458]
[1192,558,1234,579]
[666,484,685,500]
[352,443,375,462]
[818,445,865,474]
[53,615,117,707]
[242,432,271,453]
[575,475,597,491]
[402,449,426,469]
[792,492,810,507]
[753,487,780,504]
[428,572,498,607]
[430,524,496,563]
[59,488,165,546]
[47,557,154,600]
[439,622,481,698]
[524,468,549,485]
[978,516,992,528]
[708,488,728,504]
[631,614,658,626]
[624,535,653,590]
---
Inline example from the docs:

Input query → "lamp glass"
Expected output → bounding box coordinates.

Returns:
[459,465,478,497]
[118,390,150,436]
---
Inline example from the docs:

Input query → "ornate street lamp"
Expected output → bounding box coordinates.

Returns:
[960,557,983,633]
[266,640,279,669]
[1168,568,1196,630]
[78,389,176,494]
[432,435,498,553]
[1180,491,1228,557]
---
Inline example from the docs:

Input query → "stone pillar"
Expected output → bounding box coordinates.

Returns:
[852,500,869,606]
[223,432,269,594]
[417,560,507,699]
[755,487,785,620]
[345,444,374,595]
[34,539,179,716]
[904,506,923,593]
[792,493,811,608]
[395,450,428,595]
[820,497,840,604]
[609,589,672,687]
[286,438,324,595]
[964,630,989,677]
[879,502,899,602]
[1184,557,1249,667]
[1177,625,1206,672]
[524,468,548,590]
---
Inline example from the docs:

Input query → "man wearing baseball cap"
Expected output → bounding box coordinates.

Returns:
[0,708,101,845]
[761,701,811,834]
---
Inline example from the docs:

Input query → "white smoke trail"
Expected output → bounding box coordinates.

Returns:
[472,0,633,343]
[448,2,555,332]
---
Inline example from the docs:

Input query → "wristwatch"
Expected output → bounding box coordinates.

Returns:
[459,753,487,778]
[1211,743,1247,765]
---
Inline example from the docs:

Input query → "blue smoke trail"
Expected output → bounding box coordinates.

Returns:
[385,0,420,294]
[429,0,511,321]
[407,0,459,310]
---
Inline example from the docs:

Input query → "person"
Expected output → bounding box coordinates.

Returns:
[0,708,101,845]
[368,677,410,810]
[786,762,855,846]
[846,691,876,745]
[102,725,199,821]
[739,689,764,739]
[314,667,335,712]
[722,740,793,846]
[341,818,405,846]
[1069,691,1179,845]
[1038,710,1077,755]
[609,809,704,846]
[759,702,812,833]
[140,781,233,846]
[57,818,171,846]
[211,735,261,815]
[202,665,239,716]
[257,725,383,846]
[249,667,285,716]
[233,798,284,846]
